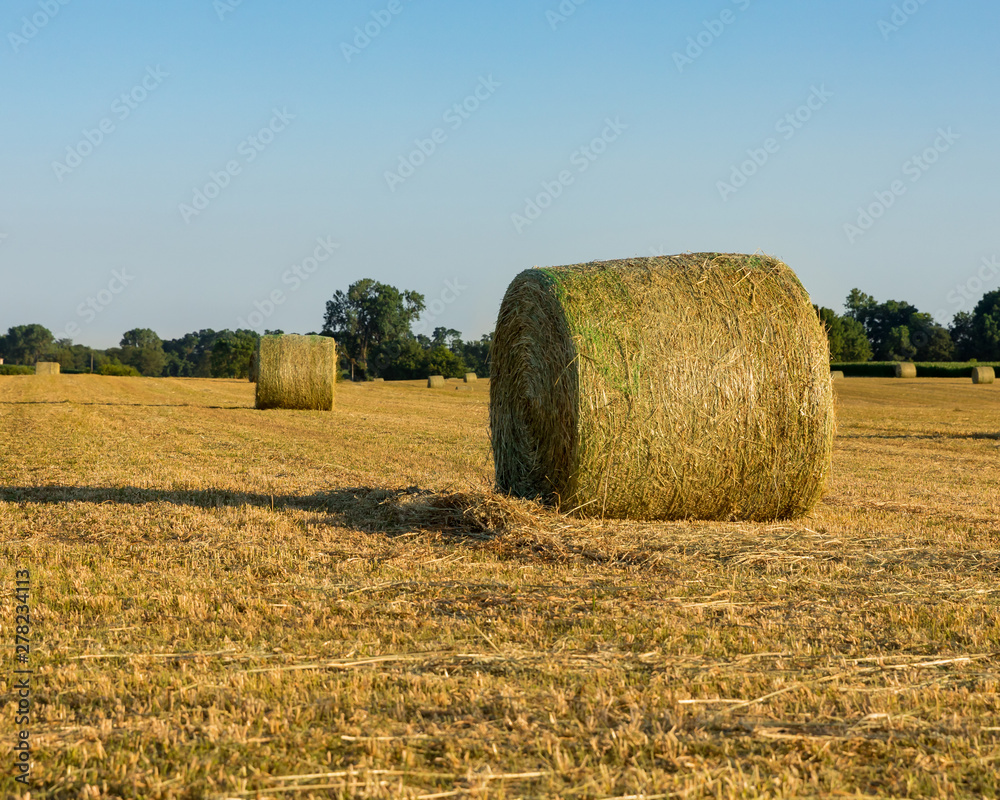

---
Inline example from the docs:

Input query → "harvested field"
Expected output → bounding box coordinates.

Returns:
[0,375,998,798]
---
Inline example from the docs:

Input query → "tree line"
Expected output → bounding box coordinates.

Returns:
[818,287,1000,362]
[0,279,491,379]
[7,281,1000,375]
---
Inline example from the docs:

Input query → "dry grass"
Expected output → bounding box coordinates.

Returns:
[490,254,834,522]
[0,375,998,799]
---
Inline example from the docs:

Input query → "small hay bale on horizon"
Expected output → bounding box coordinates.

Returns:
[373,378,385,383]
[895,362,917,379]
[427,375,446,388]
[254,334,336,411]
[35,362,61,376]
[971,366,995,384]
[464,372,477,383]
[831,371,845,380]
[490,253,834,522]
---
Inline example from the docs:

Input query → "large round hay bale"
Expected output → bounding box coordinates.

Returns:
[971,366,995,384]
[427,375,446,388]
[464,372,477,383]
[255,334,336,411]
[894,362,917,379]
[35,362,60,375]
[490,253,834,521]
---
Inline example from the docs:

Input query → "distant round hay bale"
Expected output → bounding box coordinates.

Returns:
[894,362,917,379]
[464,372,477,383]
[830,371,845,380]
[35,362,60,376]
[971,366,995,385]
[373,378,385,383]
[490,253,835,521]
[255,334,336,411]
[427,375,446,388]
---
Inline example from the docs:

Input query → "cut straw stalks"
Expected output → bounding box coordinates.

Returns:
[254,334,336,411]
[971,366,995,385]
[490,253,835,522]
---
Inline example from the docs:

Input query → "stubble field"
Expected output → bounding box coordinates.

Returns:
[1,374,998,799]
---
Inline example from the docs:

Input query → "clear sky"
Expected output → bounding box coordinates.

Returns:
[2,0,998,348]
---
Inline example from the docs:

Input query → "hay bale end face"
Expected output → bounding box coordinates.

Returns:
[464,372,477,383]
[490,253,835,522]
[35,362,61,376]
[427,375,446,389]
[971,366,995,384]
[248,350,259,383]
[254,334,336,411]
[894,362,917,379]
[830,371,845,380]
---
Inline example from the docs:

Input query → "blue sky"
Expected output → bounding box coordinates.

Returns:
[2,0,997,348]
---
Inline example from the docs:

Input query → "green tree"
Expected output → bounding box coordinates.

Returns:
[884,325,918,362]
[816,308,871,362]
[0,324,54,365]
[210,330,258,378]
[816,307,845,360]
[459,333,492,376]
[162,330,221,377]
[371,338,427,381]
[950,311,976,360]
[908,313,954,361]
[970,290,1000,360]
[322,280,425,379]
[422,345,467,378]
[843,290,952,361]
[119,328,167,376]
[844,289,877,324]
[431,327,463,351]
[839,317,872,362]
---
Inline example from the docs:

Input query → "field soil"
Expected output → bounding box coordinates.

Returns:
[1,375,998,799]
